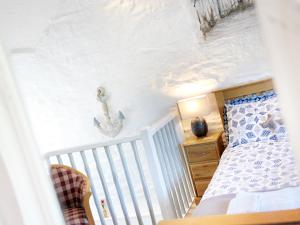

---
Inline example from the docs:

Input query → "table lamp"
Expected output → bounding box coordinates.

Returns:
[177,95,211,137]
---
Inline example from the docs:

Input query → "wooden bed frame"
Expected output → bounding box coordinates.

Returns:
[213,78,274,127]
[159,79,300,225]
[159,208,300,225]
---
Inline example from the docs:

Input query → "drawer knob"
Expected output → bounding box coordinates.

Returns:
[198,152,208,156]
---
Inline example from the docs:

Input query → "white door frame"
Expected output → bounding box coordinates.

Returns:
[0,44,65,225]
[257,0,300,171]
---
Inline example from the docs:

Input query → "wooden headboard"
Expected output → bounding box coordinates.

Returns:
[212,79,274,127]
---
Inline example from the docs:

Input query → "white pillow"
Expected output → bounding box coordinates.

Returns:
[257,97,286,138]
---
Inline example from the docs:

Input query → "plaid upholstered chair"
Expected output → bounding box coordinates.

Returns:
[50,164,95,225]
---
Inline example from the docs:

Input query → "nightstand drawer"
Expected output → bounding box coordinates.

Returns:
[195,180,210,196]
[185,143,218,163]
[190,161,218,180]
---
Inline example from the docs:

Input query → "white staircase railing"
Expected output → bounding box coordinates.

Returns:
[45,112,195,225]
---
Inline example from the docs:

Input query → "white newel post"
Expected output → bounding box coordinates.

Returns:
[141,127,177,220]
[172,116,185,144]
[172,117,196,197]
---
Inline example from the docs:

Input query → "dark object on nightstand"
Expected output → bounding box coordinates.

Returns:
[191,117,208,137]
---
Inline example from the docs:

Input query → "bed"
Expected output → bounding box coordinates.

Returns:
[192,79,300,217]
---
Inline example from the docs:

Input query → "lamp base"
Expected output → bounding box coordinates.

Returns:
[191,117,208,137]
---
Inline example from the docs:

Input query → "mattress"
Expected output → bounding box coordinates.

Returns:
[193,138,300,216]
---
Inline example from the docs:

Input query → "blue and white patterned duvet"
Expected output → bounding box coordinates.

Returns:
[202,138,300,201]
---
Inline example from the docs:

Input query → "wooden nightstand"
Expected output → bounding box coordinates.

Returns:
[183,131,224,198]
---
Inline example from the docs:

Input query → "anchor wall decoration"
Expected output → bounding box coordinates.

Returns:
[93,87,125,138]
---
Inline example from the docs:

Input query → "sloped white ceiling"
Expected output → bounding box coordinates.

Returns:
[0,0,271,152]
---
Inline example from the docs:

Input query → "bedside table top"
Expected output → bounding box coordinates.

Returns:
[183,131,223,146]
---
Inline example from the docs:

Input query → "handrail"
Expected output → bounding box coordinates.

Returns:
[144,111,178,136]
[45,111,178,158]
[45,135,140,158]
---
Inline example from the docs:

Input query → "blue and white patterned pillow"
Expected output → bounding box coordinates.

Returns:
[227,95,287,147]
[226,90,276,105]
[226,101,279,147]
[224,90,276,143]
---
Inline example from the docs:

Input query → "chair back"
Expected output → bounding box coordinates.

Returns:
[50,165,89,209]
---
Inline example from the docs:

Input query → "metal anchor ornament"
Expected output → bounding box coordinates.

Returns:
[93,87,125,138]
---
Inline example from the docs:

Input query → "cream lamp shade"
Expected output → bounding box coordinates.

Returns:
[177,95,211,120]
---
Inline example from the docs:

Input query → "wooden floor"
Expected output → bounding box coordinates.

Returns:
[184,202,197,218]
[184,197,200,218]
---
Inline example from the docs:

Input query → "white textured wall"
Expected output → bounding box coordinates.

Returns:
[0,0,271,152]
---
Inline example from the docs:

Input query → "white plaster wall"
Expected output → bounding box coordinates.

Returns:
[0,0,271,152]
